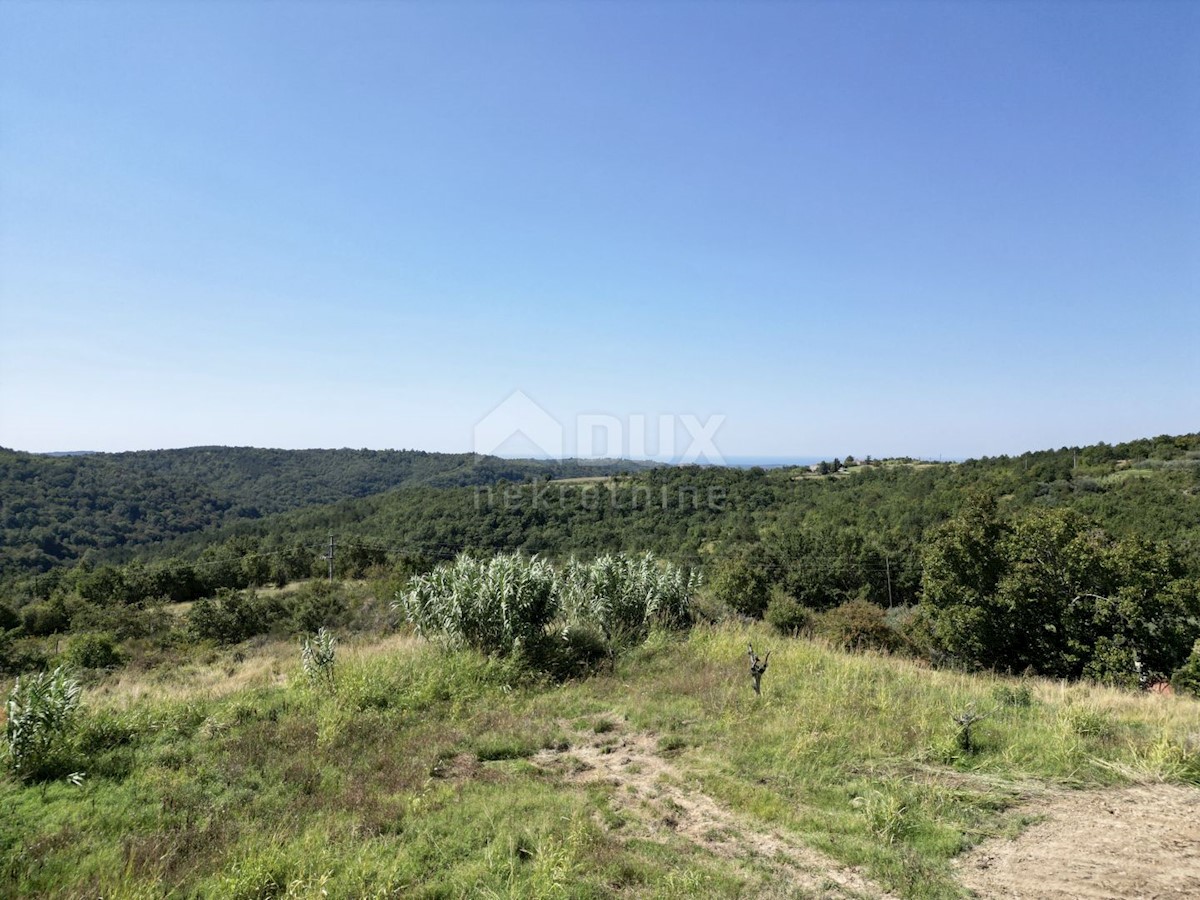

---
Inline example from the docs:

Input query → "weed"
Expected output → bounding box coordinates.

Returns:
[4,666,83,781]
[658,735,687,753]
[857,790,912,845]
[992,682,1034,708]
[1062,706,1115,739]
[299,628,336,691]
[953,704,988,753]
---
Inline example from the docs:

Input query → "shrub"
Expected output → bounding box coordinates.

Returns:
[300,627,337,690]
[952,705,987,754]
[396,552,698,671]
[1172,640,1200,698]
[0,632,48,676]
[4,666,83,780]
[65,632,124,670]
[188,589,286,645]
[21,601,69,636]
[560,552,697,645]
[291,582,346,634]
[991,682,1034,708]
[919,503,1200,678]
[764,588,810,636]
[689,591,733,624]
[1082,637,1142,689]
[187,596,238,644]
[64,599,173,641]
[0,602,20,632]
[548,622,612,679]
[398,554,559,657]
[814,599,895,652]
[706,552,770,617]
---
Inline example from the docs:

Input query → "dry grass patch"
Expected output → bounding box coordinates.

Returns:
[87,632,422,710]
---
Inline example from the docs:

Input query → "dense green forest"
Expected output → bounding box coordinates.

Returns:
[2,433,1198,687]
[54,433,1197,604]
[0,446,648,579]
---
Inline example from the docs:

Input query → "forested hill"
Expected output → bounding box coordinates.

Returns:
[48,431,1197,612]
[3,433,1198,602]
[4,433,1199,684]
[0,446,649,578]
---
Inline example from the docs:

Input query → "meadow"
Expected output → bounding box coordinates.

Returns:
[4,621,1197,899]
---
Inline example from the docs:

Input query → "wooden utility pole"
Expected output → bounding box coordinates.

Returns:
[324,534,335,583]
[885,556,893,608]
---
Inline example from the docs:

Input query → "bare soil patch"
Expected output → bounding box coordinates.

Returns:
[533,715,899,899]
[956,783,1200,899]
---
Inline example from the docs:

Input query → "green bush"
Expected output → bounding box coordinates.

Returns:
[991,682,1034,708]
[0,632,48,676]
[300,627,337,690]
[814,599,896,652]
[764,588,810,636]
[4,666,83,780]
[21,601,69,636]
[65,632,124,670]
[688,591,733,624]
[64,599,173,641]
[291,582,346,633]
[0,603,20,632]
[1172,640,1200,698]
[1082,637,1141,689]
[396,552,698,671]
[706,552,770,618]
[919,503,1200,678]
[546,622,612,679]
[560,552,697,645]
[398,554,559,657]
[188,589,286,645]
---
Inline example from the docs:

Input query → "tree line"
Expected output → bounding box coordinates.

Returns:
[0,446,648,581]
[2,434,1198,689]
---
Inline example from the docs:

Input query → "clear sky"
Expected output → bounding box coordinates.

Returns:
[1,1,1197,461]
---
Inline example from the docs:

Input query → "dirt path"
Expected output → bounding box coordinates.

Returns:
[956,783,1200,899]
[531,716,1200,899]
[532,717,899,899]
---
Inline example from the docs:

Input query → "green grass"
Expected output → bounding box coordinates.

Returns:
[1098,467,1159,484]
[3,624,1198,898]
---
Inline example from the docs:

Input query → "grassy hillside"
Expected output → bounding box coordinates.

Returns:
[3,623,1197,898]
[0,446,650,579]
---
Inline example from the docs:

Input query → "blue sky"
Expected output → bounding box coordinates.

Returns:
[1,1,1196,460]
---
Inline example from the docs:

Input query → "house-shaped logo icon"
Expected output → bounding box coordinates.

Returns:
[473,391,564,459]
